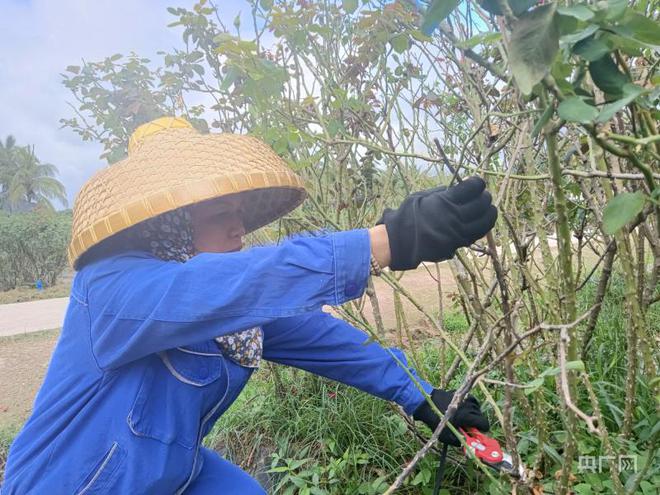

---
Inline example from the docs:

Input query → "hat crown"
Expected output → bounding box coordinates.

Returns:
[128,116,194,154]
[69,116,307,268]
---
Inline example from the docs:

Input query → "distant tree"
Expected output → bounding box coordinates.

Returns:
[0,135,18,195]
[0,141,67,212]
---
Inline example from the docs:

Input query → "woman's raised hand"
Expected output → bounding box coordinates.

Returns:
[375,177,497,271]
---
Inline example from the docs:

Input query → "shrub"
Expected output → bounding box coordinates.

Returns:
[0,209,71,290]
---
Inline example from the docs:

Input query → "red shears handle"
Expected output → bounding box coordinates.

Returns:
[460,427,505,465]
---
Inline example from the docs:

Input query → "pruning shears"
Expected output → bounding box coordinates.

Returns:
[432,427,527,495]
[460,427,526,479]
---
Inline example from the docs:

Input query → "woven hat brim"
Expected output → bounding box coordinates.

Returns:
[68,171,306,266]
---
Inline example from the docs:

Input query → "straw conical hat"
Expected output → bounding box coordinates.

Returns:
[69,116,307,267]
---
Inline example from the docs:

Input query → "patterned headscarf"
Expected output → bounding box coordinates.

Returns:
[131,207,263,368]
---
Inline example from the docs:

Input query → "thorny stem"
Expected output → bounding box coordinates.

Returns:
[546,125,579,495]
[580,246,616,360]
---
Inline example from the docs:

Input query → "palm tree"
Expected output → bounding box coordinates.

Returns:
[0,135,18,191]
[2,145,67,211]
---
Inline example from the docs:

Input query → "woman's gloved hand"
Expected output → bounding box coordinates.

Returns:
[377,177,497,271]
[413,389,490,446]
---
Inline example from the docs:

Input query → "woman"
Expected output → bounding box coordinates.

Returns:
[2,117,496,494]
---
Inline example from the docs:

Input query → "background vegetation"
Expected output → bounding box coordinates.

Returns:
[0,210,72,291]
[2,0,658,494]
[0,134,70,292]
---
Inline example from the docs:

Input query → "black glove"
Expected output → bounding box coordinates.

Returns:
[377,177,497,271]
[413,389,490,446]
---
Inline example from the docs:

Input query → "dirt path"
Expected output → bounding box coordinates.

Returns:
[346,262,458,329]
[0,298,68,338]
[0,330,60,428]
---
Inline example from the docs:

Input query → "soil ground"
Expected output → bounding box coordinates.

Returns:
[0,330,60,429]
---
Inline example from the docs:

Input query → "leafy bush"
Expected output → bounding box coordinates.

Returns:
[0,210,71,290]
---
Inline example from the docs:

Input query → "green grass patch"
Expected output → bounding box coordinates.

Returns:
[205,351,456,495]
[0,424,21,479]
[0,283,70,305]
[0,328,60,345]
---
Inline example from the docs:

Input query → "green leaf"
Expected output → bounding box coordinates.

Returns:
[531,104,553,137]
[574,483,593,495]
[640,480,657,495]
[558,97,598,123]
[342,0,358,14]
[605,0,627,21]
[540,360,585,378]
[565,360,586,372]
[509,3,559,95]
[259,0,273,9]
[410,29,432,42]
[573,36,611,61]
[556,12,578,37]
[588,55,630,99]
[267,466,290,473]
[327,119,345,138]
[652,188,660,202]
[220,66,241,91]
[524,377,544,395]
[421,0,461,36]
[602,192,646,234]
[620,12,660,46]
[560,24,599,45]
[479,0,538,16]
[456,31,502,50]
[596,83,645,123]
[390,34,410,54]
[557,5,594,21]
[66,65,81,74]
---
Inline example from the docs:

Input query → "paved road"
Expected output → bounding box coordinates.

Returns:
[0,297,68,337]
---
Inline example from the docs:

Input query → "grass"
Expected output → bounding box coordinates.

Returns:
[0,283,70,304]
[204,354,449,495]
[0,424,20,478]
[0,327,60,345]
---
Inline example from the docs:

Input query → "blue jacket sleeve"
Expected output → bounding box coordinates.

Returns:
[261,310,433,415]
[82,229,370,370]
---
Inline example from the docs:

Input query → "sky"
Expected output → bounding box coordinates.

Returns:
[0,0,247,208]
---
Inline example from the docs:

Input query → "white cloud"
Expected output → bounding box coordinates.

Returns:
[0,0,245,208]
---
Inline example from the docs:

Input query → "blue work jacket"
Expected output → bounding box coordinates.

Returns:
[2,229,432,494]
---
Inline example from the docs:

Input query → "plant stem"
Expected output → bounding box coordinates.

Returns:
[546,127,579,495]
